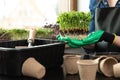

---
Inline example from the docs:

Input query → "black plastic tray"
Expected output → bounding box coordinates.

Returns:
[0,39,66,76]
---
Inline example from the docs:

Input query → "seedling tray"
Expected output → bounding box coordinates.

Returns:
[0,39,66,76]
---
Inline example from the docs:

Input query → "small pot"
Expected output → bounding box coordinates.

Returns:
[113,63,120,78]
[63,55,81,74]
[22,57,46,79]
[77,60,98,80]
[94,56,107,73]
[99,57,118,77]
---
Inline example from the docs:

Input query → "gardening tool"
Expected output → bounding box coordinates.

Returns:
[28,28,36,47]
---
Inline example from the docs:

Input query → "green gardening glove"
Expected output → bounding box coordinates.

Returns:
[82,30,104,44]
[69,38,85,46]
[56,34,82,48]
[56,34,85,47]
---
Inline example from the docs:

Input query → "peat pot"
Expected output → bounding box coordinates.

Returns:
[63,55,81,74]
[99,57,118,77]
[77,60,98,80]
[94,56,107,73]
[113,63,120,78]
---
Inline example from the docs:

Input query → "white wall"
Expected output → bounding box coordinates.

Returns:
[78,0,90,12]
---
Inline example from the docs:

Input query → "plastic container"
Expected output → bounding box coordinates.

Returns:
[0,39,66,76]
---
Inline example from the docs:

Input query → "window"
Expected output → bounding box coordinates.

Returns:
[0,0,90,29]
[0,0,58,29]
